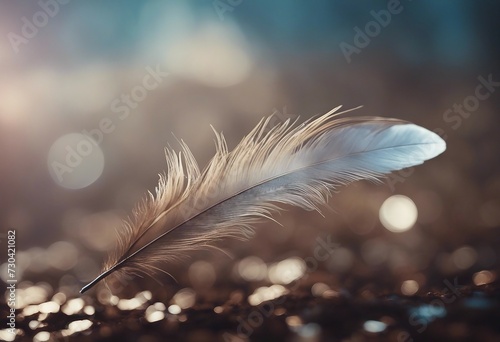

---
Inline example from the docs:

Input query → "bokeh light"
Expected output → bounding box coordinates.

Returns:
[47,133,105,189]
[145,302,166,323]
[173,288,196,309]
[452,246,477,270]
[363,320,387,333]
[47,241,79,271]
[168,304,181,315]
[361,238,389,266]
[379,195,418,232]
[237,256,267,281]
[248,285,288,306]
[188,261,216,288]
[33,331,50,342]
[473,270,495,286]
[268,257,306,284]
[401,280,419,296]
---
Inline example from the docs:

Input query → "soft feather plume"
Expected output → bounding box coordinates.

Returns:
[80,106,446,293]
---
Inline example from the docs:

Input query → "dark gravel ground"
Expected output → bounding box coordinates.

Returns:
[2,275,499,342]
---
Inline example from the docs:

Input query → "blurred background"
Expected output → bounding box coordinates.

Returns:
[0,1,499,341]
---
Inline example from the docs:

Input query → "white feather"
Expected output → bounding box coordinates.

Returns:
[80,106,445,293]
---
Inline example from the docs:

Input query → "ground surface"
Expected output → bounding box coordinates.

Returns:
[2,276,499,342]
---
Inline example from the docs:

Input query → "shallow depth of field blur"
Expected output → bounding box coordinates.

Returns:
[1,1,499,341]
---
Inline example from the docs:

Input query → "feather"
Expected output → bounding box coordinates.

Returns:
[80,106,446,293]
